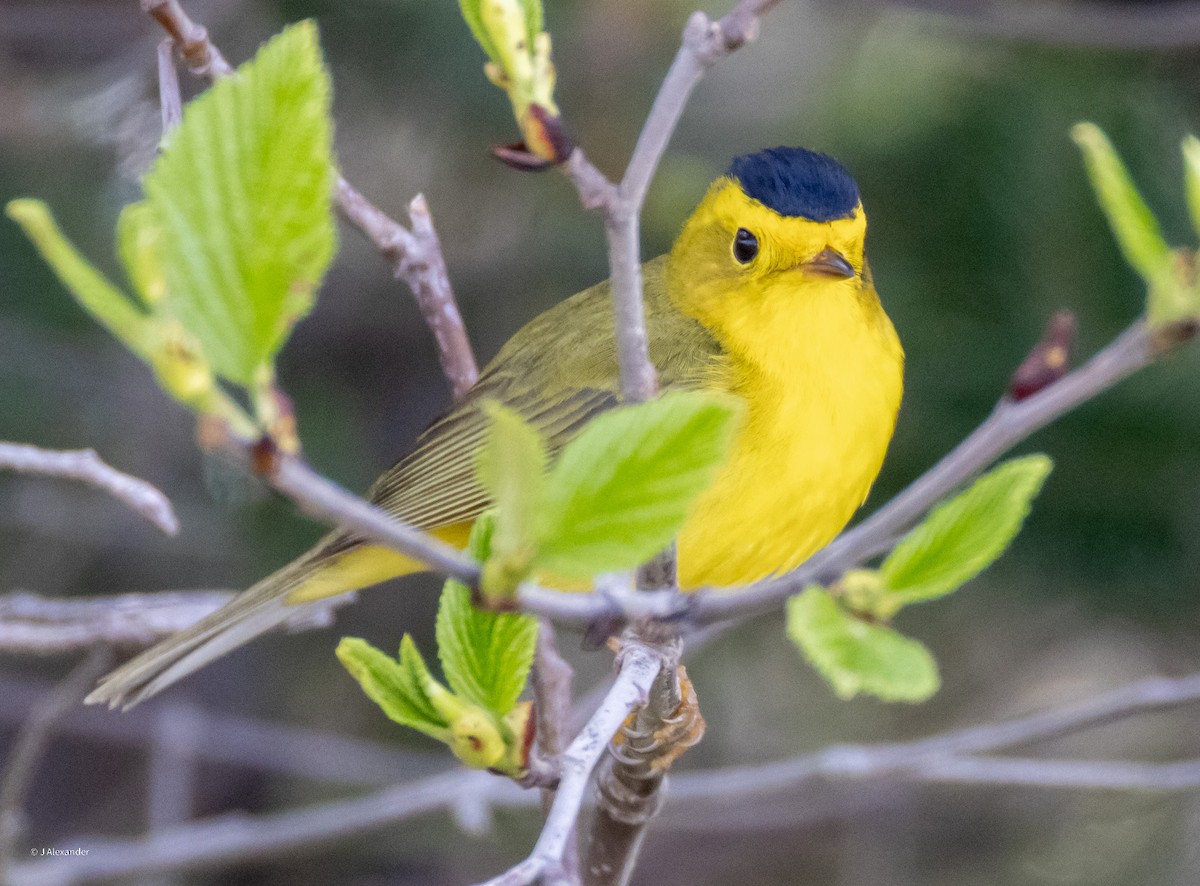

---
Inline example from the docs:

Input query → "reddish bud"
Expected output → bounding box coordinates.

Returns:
[249,435,281,477]
[1009,310,1077,401]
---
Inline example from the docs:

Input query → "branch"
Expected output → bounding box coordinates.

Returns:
[0,590,346,657]
[0,673,439,789]
[0,442,178,535]
[7,769,519,886]
[563,0,782,404]
[477,642,664,886]
[14,671,1200,885]
[0,648,113,876]
[667,671,1200,802]
[527,621,575,795]
[143,0,478,399]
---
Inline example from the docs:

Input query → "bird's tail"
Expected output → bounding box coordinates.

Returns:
[85,536,423,710]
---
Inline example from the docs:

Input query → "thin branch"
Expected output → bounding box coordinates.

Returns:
[528,620,575,795]
[334,182,478,398]
[564,0,781,404]
[15,671,1200,885]
[0,590,346,656]
[155,38,181,138]
[0,648,113,875]
[478,643,664,886]
[142,0,478,400]
[0,442,178,535]
[7,769,518,886]
[667,671,1200,802]
[0,673,440,789]
[266,451,480,583]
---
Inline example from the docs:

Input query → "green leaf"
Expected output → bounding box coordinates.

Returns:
[458,0,502,66]
[880,455,1053,607]
[1072,123,1172,286]
[437,515,538,716]
[143,20,336,385]
[523,0,543,48]
[476,403,548,575]
[6,199,154,359]
[535,391,741,579]
[336,636,450,738]
[786,586,940,702]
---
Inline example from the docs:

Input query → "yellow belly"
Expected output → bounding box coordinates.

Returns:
[677,286,904,589]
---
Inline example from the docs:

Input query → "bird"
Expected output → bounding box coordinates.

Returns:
[87,146,905,710]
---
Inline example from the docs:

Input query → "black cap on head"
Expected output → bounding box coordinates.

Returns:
[727,147,860,222]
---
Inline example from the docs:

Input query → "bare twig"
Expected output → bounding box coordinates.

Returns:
[0,648,113,874]
[14,670,1200,885]
[0,674,440,789]
[478,643,664,886]
[0,590,347,656]
[668,671,1200,802]
[266,452,480,582]
[564,0,782,404]
[528,621,575,794]
[155,38,181,138]
[8,769,517,886]
[0,442,178,535]
[142,0,478,400]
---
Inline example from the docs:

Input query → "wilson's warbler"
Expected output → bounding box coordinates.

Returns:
[88,146,904,709]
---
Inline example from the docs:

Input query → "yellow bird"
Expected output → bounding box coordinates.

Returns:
[88,146,904,709]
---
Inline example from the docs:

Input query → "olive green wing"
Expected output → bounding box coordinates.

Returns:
[365,255,722,533]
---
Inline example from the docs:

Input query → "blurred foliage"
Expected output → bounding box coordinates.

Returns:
[3,1,1200,884]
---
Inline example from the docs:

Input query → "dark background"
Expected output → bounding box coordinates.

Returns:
[3,0,1200,883]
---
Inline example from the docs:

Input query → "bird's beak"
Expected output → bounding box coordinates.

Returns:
[802,247,856,280]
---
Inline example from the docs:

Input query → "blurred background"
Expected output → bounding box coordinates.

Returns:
[3,0,1200,883]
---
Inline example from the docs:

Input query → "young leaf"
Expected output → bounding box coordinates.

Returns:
[437,514,538,717]
[142,20,336,385]
[787,586,939,703]
[6,199,154,360]
[535,391,740,579]
[880,454,1052,607]
[475,403,548,579]
[1072,123,1172,286]
[458,0,502,67]
[336,636,450,738]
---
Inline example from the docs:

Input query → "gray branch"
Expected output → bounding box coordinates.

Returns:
[12,670,1200,885]
[0,648,113,878]
[0,590,347,657]
[0,442,178,536]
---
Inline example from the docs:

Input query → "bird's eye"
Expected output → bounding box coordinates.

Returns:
[733,228,758,264]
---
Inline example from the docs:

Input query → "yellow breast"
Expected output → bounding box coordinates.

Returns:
[676,272,903,589]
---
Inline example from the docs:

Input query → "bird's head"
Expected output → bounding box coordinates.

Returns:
[667,146,869,341]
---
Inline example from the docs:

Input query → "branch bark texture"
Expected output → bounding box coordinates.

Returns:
[0,442,178,536]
